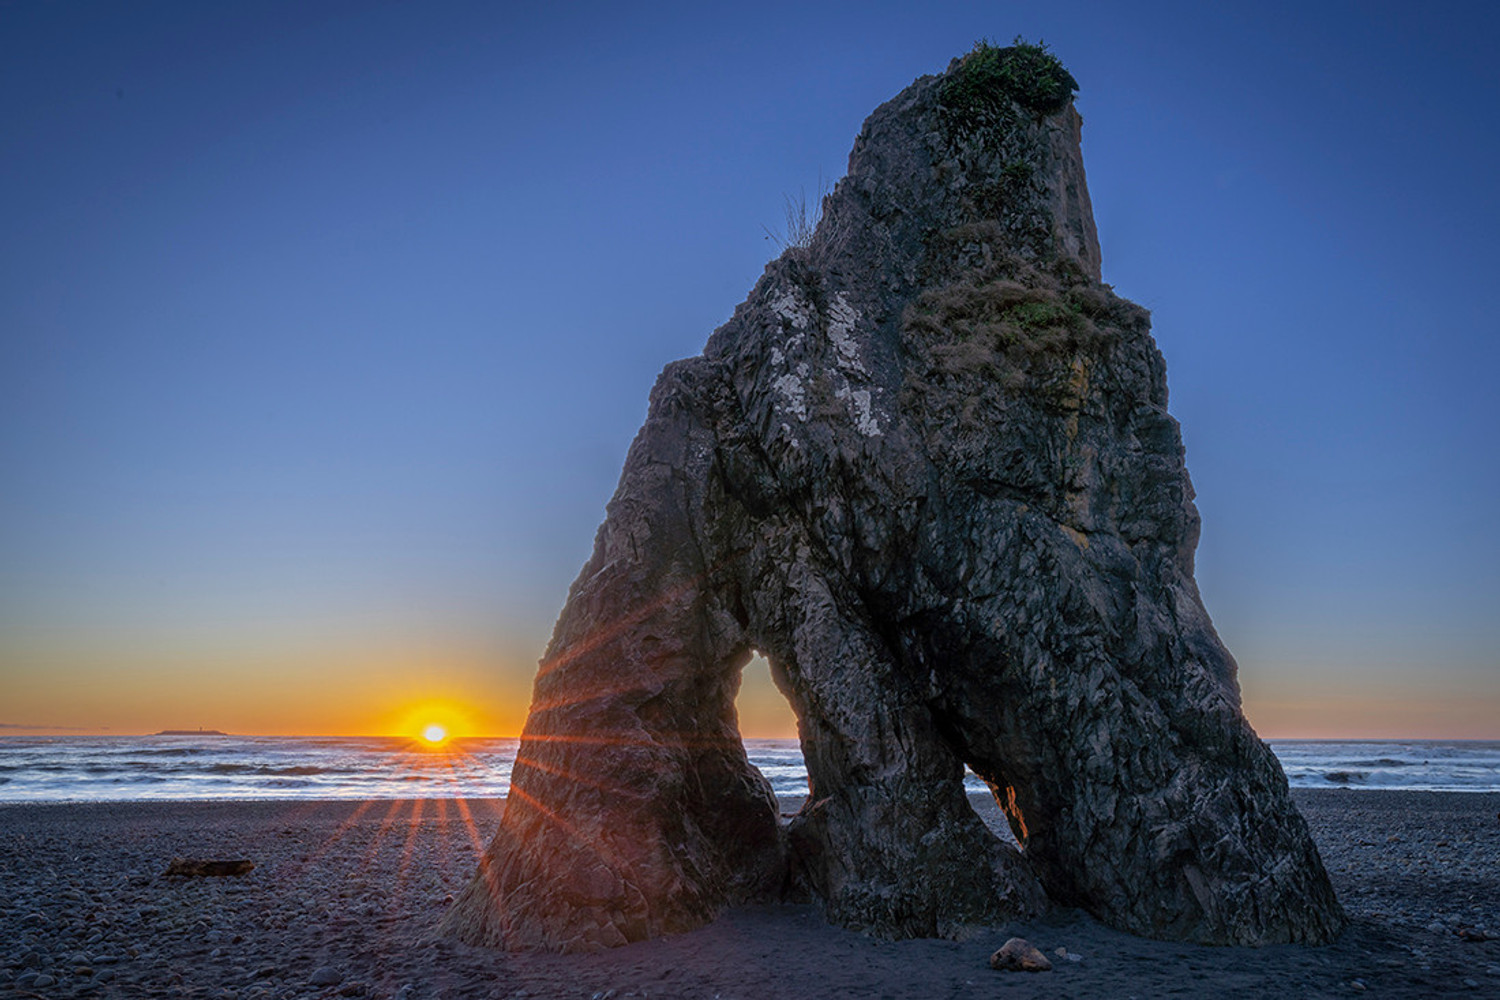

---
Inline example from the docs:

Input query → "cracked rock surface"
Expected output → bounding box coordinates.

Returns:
[442,48,1345,953]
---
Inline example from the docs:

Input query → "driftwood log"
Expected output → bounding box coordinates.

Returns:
[163,858,254,877]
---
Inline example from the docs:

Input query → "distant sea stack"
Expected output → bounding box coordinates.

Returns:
[153,729,227,736]
[443,42,1345,952]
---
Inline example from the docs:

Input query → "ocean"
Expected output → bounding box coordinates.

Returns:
[0,736,1496,803]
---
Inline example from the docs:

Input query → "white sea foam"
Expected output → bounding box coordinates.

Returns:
[0,736,1496,802]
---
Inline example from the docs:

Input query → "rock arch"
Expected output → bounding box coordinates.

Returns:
[441,47,1344,952]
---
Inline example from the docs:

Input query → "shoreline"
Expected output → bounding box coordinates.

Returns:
[6,782,1500,809]
[2,790,1497,998]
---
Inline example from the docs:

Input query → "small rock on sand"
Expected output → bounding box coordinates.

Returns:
[310,965,344,986]
[989,937,1052,972]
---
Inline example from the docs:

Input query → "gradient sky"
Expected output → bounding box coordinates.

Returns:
[3,1,1497,739]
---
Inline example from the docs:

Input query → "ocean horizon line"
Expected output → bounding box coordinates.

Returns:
[2,734,1498,801]
[2,732,1499,742]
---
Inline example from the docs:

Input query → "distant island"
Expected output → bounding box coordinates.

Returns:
[153,729,227,736]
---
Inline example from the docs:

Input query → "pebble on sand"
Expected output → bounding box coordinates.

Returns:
[310,965,344,986]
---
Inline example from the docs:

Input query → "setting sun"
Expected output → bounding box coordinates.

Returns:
[386,699,480,743]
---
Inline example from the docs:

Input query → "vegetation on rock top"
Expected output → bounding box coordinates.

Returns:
[940,37,1078,123]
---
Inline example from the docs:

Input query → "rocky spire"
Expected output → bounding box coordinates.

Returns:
[440,42,1345,953]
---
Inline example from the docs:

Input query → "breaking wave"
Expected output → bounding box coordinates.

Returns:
[0,736,1497,803]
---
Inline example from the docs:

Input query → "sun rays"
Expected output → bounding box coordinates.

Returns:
[269,735,507,951]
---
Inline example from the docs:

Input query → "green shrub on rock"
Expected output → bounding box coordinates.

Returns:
[941,37,1079,123]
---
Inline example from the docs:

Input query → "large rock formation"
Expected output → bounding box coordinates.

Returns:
[441,43,1345,952]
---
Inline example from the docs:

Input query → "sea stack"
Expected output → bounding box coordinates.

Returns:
[442,42,1345,952]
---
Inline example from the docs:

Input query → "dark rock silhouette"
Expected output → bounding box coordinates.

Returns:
[442,44,1345,952]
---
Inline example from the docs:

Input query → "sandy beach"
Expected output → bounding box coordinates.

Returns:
[2,790,1497,999]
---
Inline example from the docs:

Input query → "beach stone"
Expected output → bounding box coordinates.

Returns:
[990,937,1052,972]
[309,966,343,987]
[32,974,56,988]
[443,42,1345,952]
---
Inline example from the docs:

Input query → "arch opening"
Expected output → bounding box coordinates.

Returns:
[734,650,808,821]
[923,691,1024,850]
[962,764,1024,850]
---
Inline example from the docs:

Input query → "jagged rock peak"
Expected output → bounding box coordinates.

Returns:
[441,42,1345,953]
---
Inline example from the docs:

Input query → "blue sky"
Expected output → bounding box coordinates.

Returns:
[2,1,1496,736]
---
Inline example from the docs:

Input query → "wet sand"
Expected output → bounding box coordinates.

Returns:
[2,790,1497,999]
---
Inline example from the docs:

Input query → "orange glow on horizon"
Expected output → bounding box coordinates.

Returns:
[0,636,539,737]
[2,631,1494,740]
[1243,690,1500,741]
